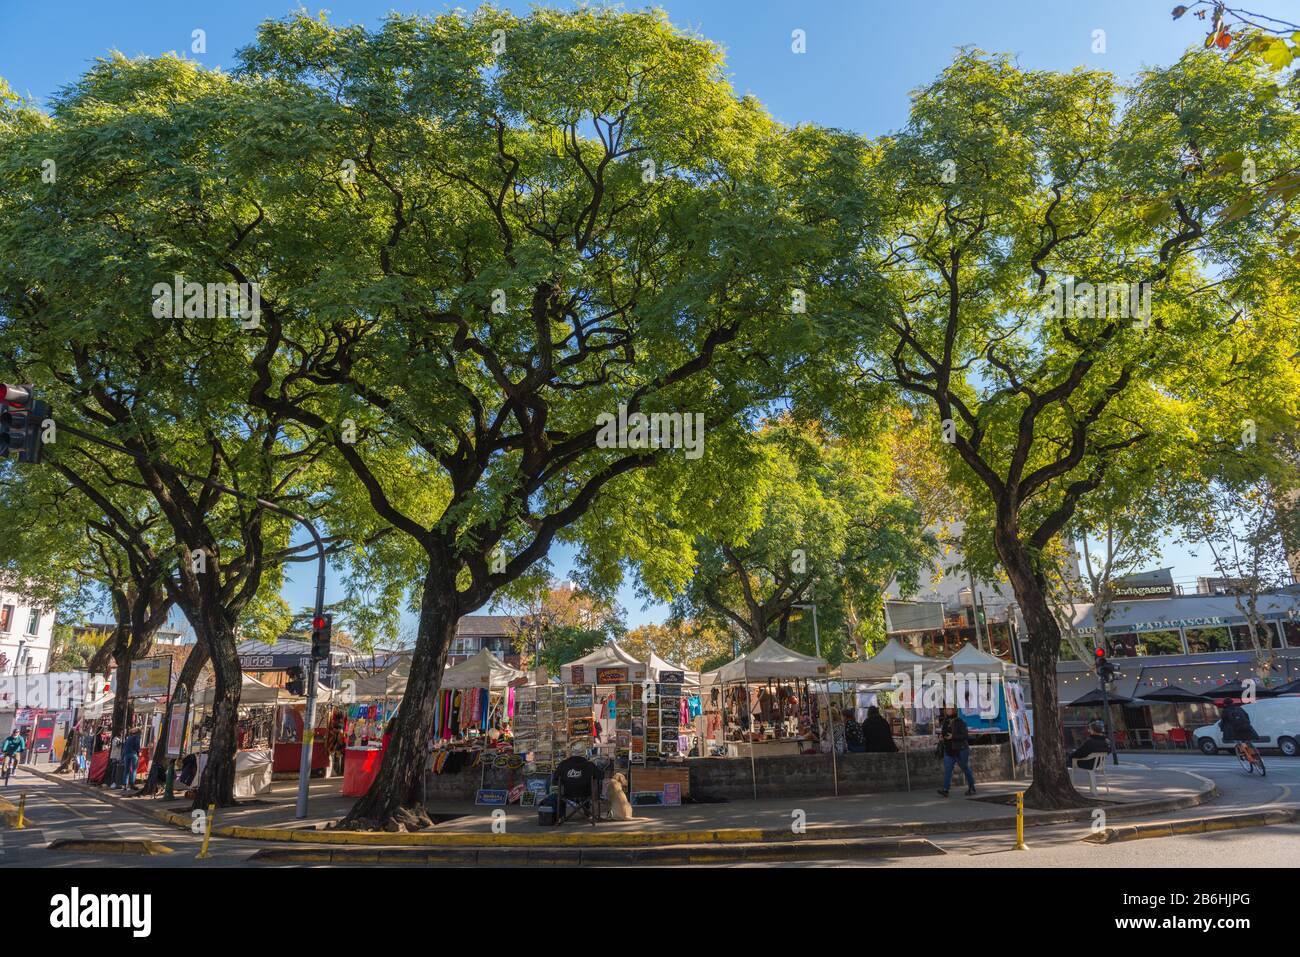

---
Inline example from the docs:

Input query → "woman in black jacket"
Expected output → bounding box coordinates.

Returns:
[937,707,976,797]
[861,706,898,753]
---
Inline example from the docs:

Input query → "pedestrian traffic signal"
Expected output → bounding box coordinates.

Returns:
[311,613,332,660]
[285,666,305,697]
[0,384,50,464]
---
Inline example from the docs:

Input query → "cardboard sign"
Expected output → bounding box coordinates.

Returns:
[632,791,663,806]
[596,667,628,684]
[569,665,585,684]
[475,789,508,806]
[663,783,681,806]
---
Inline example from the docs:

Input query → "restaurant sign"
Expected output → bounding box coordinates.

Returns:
[1131,616,1226,633]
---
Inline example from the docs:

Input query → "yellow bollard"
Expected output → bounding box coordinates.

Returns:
[196,804,216,860]
[1014,791,1028,850]
[15,793,26,829]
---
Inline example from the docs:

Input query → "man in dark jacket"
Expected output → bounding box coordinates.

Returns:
[1069,720,1112,768]
[937,707,976,797]
[861,706,898,753]
[1219,702,1259,744]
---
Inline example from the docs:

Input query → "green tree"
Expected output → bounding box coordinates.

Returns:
[186,8,861,828]
[832,49,1300,808]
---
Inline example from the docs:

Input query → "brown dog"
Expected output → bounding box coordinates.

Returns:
[607,772,634,821]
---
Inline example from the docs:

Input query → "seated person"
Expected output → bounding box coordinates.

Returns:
[1069,720,1112,768]
[861,706,899,753]
[842,709,864,753]
[177,752,199,787]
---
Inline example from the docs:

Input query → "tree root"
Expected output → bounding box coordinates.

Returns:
[331,804,435,833]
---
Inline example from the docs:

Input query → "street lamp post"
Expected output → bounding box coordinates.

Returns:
[793,603,820,658]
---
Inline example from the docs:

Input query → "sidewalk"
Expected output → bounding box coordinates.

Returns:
[22,763,1216,848]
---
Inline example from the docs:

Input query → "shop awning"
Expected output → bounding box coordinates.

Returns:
[707,637,829,684]
[839,638,947,680]
[193,674,283,708]
[441,649,527,690]
[560,641,647,683]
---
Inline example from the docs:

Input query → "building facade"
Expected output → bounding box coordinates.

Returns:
[0,587,55,676]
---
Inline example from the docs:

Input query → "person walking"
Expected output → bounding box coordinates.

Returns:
[937,706,976,797]
[121,726,142,791]
[107,732,123,789]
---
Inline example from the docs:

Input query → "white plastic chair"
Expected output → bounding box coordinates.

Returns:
[1070,754,1110,796]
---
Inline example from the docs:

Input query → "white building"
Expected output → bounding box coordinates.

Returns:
[0,588,56,676]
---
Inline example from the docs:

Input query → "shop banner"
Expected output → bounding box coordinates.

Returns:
[128,656,172,699]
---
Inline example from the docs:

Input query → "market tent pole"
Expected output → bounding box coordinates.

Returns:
[900,692,911,793]
[745,681,757,801]
[825,677,839,797]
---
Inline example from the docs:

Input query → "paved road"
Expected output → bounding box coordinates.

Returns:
[0,767,289,867]
[737,752,1300,867]
[2,752,1297,867]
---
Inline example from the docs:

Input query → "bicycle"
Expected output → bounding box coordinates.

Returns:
[1234,740,1266,777]
[1,752,19,785]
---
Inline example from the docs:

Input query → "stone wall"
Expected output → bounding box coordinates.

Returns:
[687,743,1014,801]
[423,743,1016,804]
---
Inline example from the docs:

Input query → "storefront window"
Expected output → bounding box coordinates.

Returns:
[1135,630,1184,656]
[1184,627,1231,654]
[1229,624,1280,651]
[1109,633,1139,657]
[1284,620,1300,648]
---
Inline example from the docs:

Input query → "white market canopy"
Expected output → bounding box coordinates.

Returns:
[948,643,1018,676]
[193,674,283,708]
[442,649,527,690]
[648,650,699,686]
[707,637,829,685]
[840,638,949,681]
[349,658,411,698]
[561,641,647,684]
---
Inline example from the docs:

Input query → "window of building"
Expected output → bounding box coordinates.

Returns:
[1135,630,1184,656]
[1283,620,1300,648]
[0,605,12,633]
[25,609,40,636]
[1184,627,1231,654]
[1109,633,1139,657]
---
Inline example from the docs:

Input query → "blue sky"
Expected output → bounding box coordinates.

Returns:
[5,1,1283,635]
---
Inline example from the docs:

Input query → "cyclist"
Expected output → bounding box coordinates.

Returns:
[2,729,26,777]
[1220,700,1263,770]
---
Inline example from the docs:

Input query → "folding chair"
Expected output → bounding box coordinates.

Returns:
[1070,755,1110,796]
[555,759,602,826]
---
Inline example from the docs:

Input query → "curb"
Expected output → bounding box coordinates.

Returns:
[21,764,1217,849]
[249,837,946,866]
[1083,807,1298,844]
[47,838,174,856]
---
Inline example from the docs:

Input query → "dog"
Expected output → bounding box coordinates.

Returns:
[607,772,634,821]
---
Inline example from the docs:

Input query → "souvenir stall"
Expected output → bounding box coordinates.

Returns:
[418,650,531,802]
[190,675,281,797]
[701,638,832,798]
[272,680,338,777]
[946,644,1028,772]
[839,638,950,791]
[560,642,649,766]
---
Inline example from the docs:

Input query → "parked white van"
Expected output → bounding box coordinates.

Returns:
[1194,697,1300,757]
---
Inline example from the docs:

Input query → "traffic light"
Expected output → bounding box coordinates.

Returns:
[0,383,50,464]
[1094,647,1118,683]
[310,613,332,661]
[285,666,305,697]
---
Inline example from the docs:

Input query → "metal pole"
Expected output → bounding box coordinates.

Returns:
[296,539,328,819]
[811,605,820,659]
[1099,671,1119,766]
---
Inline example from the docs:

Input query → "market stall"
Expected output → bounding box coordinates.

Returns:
[701,637,832,797]
[418,650,530,802]
[273,681,337,776]
[190,674,281,796]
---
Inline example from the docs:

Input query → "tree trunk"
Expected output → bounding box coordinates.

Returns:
[339,572,457,830]
[144,639,210,795]
[995,519,1091,810]
[192,613,241,809]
